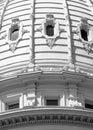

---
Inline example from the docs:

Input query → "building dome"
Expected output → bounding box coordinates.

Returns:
[0,0,93,130]
[0,0,93,76]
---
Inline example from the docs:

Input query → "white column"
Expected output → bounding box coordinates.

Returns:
[37,91,42,107]
[23,94,27,107]
[60,92,65,107]
[23,86,36,107]
[0,100,2,112]
[19,94,23,109]
[2,101,5,112]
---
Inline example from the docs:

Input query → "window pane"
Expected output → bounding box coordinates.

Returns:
[81,29,88,41]
[10,29,19,41]
[10,24,19,41]
[8,103,19,110]
[85,99,93,109]
[46,99,58,106]
[46,25,54,36]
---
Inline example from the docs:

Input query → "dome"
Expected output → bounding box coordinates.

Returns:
[0,0,93,77]
[1,0,93,130]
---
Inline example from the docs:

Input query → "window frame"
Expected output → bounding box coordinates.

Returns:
[1,93,23,112]
[5,100,19,110]
[41,14,59,39]
[9,24,20,41]
[78,18,89,44]
[6,18,23,52]
[44,97,59,106]
[85,99,93,109]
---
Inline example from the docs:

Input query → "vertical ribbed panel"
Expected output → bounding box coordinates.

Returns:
[34,0,68,65]
[0,0,31,75]
[67,0,93,72]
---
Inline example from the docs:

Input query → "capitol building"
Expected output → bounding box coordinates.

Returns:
[0,0,93,129]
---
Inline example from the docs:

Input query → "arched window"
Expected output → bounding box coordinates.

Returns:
[46,25,54,36]
[81,29,88,41]
[10,24,19,41]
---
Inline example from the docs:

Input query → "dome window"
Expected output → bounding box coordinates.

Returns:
[8,18,20,41]
[79,18,89,42]
[80,29,88,41]
[0,17,29,53]
[10,24,19,41]
[75,18,93,53]
[36,13,64,49]
[44,14,55,37]
[46,25,54,36]
[6,18,24,52]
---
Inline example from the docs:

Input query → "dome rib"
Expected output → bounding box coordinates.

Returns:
[0,0,9,30]
[63,0,73,65]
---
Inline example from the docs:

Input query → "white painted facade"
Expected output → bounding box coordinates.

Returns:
[0,0,93,129]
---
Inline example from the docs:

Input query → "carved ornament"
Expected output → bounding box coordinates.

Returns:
[0,18,29,53]
[36,13,65,49]
[74,18,93,54]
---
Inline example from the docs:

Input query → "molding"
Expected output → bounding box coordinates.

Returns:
[0,108,93,128]
[1,64,93,83]
[0,71,93,94]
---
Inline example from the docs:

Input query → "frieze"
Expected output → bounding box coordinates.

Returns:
[0,112,93,129]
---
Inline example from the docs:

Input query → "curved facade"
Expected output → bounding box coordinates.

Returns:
[0,0,93,130]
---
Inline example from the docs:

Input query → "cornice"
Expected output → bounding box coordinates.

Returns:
[0,71,93,92]
[0,108,93,129]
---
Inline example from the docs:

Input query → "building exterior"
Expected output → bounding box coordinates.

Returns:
[0,0,93,129]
